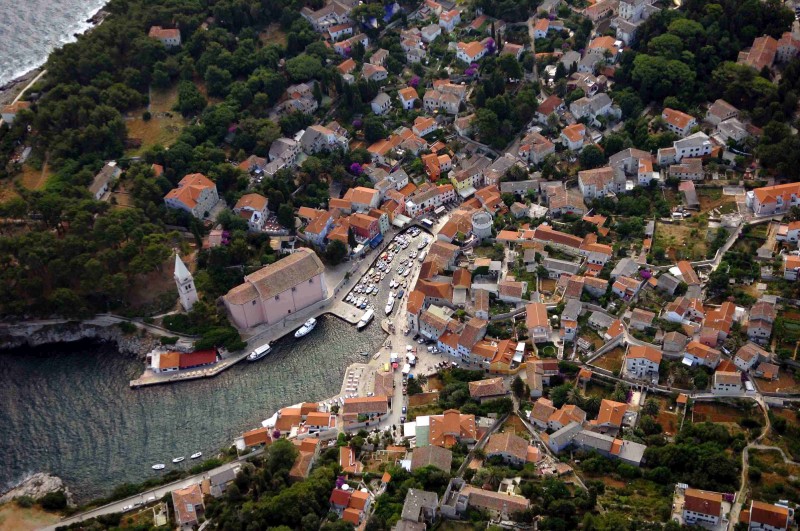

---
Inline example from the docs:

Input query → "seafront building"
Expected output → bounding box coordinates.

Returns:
[223,248,327,329]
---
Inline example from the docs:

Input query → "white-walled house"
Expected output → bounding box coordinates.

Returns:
[164,173,219,219]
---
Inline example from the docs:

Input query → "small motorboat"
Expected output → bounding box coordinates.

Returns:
[190,452,202,459]
[152,464,165,470]
[295,318,317,338]
[172,456,185,464]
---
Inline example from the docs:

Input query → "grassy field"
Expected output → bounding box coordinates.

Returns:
[259,24,287,46]
[0,178,19,203]
[698,187,736,213]
[654,222,708,262]
[125,85,187,156]
[0,502,60,531]
[498,415,531,438]
[584,381,615,400]
[592,347,625,374]
[585,475,672,522]
[19,162,50,190]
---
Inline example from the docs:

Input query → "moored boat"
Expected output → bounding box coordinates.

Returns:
[295,318,317,338]
[357,309,374,330]
[172,456,185,463]
[190,452,202,459]
[152,464,165,470]
[247,343,271,361]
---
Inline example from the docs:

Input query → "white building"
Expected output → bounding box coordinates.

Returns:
[624,345,661,380]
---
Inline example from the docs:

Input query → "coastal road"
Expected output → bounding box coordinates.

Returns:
[40,450,263,531]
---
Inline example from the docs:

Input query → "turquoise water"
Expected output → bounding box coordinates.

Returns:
[0,315,385,501]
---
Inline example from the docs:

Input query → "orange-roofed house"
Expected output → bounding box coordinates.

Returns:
[456,41,487,63]
[398,87,419,109]
[682,488,723,526]
[413,115,439,137]
[171,484,203,526]
[1,100,31,124]
[241,426,272,448]
[233,192,269,232]
[661,108,698,138]
[339,446,364,475]
[561,123,586,151]
[348,212,380,240]
[164,173,219,218]
[748,500,791,531]
[427,409,477,447]
[591,399,628,430]
[407,290,426,331]
[738,35,778,71]
[149,26,181,47]
[525,302,552,343]
[341,396,390,429]
[683,341,721,369]
[747,182,800,217]
[624,345,662,380]
[439,9,461,32]
[337,57,356,75]
[344,186,381,212]
[785,254,800,280]
[536,94,564,122]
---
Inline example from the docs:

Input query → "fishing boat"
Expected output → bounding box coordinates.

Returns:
[357,309,374,330]
[151,464,165,470]
[190,452,202,459]
[294,318,317,338]
[172,456,185,463]
[247,343,271,361]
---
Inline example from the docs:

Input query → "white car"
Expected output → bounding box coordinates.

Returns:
[122,505,133,512]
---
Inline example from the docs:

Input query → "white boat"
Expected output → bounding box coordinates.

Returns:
[172,456,185,463]
[151,464,165,470]
[247,343,272,361]
[190,452,202,459]
[385,296,395,315]
[357,309,374,330]
[295,318,317,338]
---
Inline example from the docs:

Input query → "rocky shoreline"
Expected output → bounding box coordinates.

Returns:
[0,321,159,358]
[0,473,74,506]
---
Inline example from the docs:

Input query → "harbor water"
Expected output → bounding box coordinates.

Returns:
[0,315,385,501]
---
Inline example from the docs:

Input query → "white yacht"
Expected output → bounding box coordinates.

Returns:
[172,456,185,463]
[294,318,317,338]
[247,343,271,361]
[385,296,395,315]
[357,309,374,330]
[190,452,202,459]
[151,464,165,470]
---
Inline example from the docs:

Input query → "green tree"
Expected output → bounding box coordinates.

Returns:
[175,80,207,116]
[579,145,606,169]
[325,240,348,264]
[363,115,387,142]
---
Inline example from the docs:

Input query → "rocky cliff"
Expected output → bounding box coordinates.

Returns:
[0,321,159,357]
[0,473,74,506]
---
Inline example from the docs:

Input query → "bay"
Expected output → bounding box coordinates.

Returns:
[0,315,385,501]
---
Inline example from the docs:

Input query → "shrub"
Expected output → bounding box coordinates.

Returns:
[118,321,137,334]
[15,496,35,508]
[39,491,68,511]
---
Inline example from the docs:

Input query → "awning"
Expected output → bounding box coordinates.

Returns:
[681,356,694,367]
[370,232,384,248]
